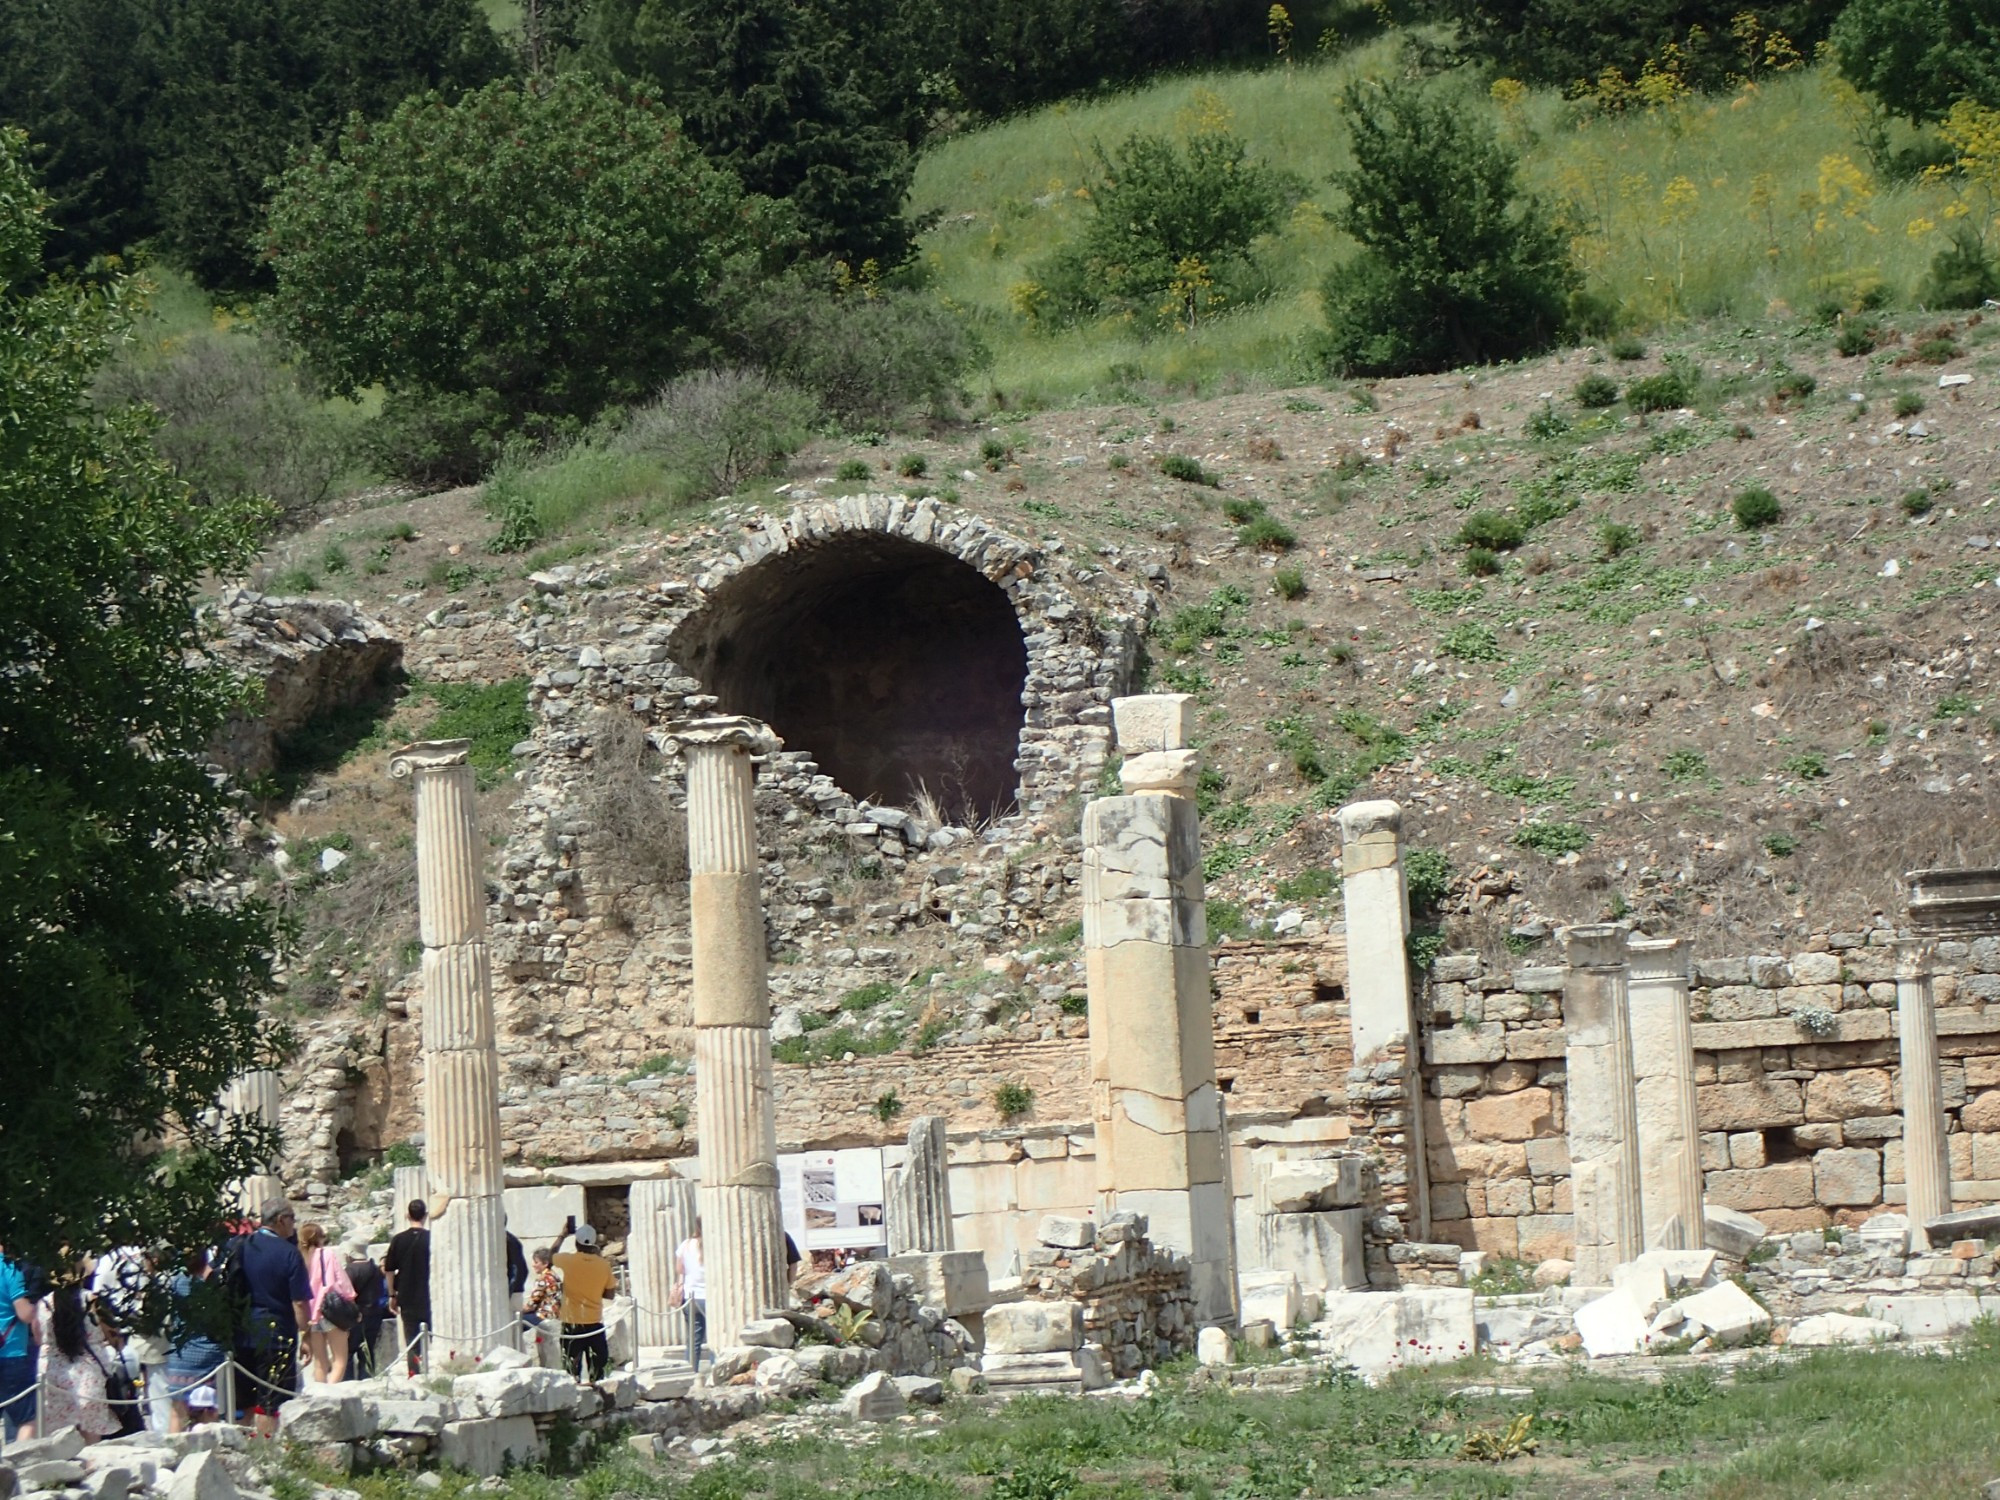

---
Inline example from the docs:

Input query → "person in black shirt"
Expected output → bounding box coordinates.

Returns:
[504,1222,528,1299]
[343,1245,385,1380]
[381,1201,431,1374]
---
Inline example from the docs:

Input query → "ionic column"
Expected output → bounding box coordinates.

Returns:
[1084,693,1235,1323]
[887,1116,954,1255]
[1898,942,1950,1250]
[678,716,788,1347]
[1337,800,1429,1245]
[221,1070,287,1215]
[1626,935,1704,1251]
[628,1177,699,1352]
[1563,924,1644,1285]
[391,739,511,1363]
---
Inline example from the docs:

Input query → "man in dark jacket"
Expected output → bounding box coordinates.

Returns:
[382,1201,431,1374]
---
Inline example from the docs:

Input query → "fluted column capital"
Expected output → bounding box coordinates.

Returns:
[676,716,781,757]
[390,739,473,779]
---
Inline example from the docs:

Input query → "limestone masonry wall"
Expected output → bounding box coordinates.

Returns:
[1419,927,2000,1262]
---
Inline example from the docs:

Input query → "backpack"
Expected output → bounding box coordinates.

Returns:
[215,1233,254,1345]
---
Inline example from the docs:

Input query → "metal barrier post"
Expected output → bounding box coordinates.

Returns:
[220,1356,237,1426]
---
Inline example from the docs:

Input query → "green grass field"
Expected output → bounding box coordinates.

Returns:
[911,42,1960,408]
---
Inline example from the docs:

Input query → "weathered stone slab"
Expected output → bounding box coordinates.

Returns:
[983,1299,1082,1354]
[438,1416,544,1476]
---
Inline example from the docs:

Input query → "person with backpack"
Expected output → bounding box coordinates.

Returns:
[163,1249,226,1434]
[299,1223,357,1385]
[0,1242,41,1440]
[343,1243,386,1380]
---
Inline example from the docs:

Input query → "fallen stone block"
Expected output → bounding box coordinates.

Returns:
[1238,1272,1300,1332]
[1196,1327,1233,1367]
[978,1350,1106,1392]
[1924,1205,2000,1242]
[164,1452,237,1500]
[1037,1215,1095,1250]
[811,1263,894,1318]
[1575,1288,1653,1358]
[16,1463,86,1492]
[1861,1293,1988,1339]
[1257,1160,1364,1215]
[278,1394,368,1444]
[739,1318,796,1349]
[983,1300,1082,1355]
[633,1365,696,1401]
[1631,1248,1719,1290]
[83,1466,131,1500]
[1611,1262,1669,1319]
[752,1354,813,1398]
[1671,1282,1771,1346]
[706,1346,776,1383]
[892,1376,944,1406]
[1704,1204,1768,1260]
[948,1368,986,1395]
[438,1416,543,1477]
[1788,1313,1903,1347]
[362,1398,451,1436]
[1317,1288,1476,1379]
[3,1436,84,1469]
[886,1250,992,1318]
[839,1371,906,1422]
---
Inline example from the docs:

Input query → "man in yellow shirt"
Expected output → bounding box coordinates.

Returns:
[547,1217,616,1381]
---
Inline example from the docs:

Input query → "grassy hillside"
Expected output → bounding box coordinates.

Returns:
[912,44,1956,408]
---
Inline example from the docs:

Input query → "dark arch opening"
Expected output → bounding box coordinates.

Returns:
[669,531,1029,823]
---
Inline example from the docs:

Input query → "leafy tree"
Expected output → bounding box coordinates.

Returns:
[1318,81,1576,377]
[265,72,785,482]
[0,127,280,1267]
[1414,0,1838,88]
[148,0,509,290]
[1030,128,1301,325]
[585,0,943,268]
[0,0,161,270]
[1831,0,2000,124]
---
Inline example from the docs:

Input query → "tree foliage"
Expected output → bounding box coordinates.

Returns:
[265,72,783,481]
[1831,0,2000,124]
[1318,81,1576,377]
[1414,0,1838,88]
[0,127,280,1267]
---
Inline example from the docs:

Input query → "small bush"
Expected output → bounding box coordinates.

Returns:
[425,679,533,782]
[1223,496,1265,523]
[1463,546,1503,577]
[1275,868,1339,901]
[1772,368,1817,404]
[1916,336,1962,363]
[1405,847,1453,916]
[1782,752,1829,780]
[1440,622,1502,661]
[618,368,818,495]
[896,452,927,478]
[1239,515,1297,552]
[1272,565,1307,599]
[1513,820,1590,856]
[1732,487,1782,530]
[1763,832,1799,858]
[873,1091,904,1123]
[979,437,1010,468]
[839,982,897,1012]
[1108,451,1131,470]
[1609,334,1646,360]
[1525,403,1570,439]
[1624,372,1690,412]
[1896,392,1927,418]
[1160,453,1219,486]
[1662,748,1709,781]
[993,1081,1035,1119]
[1920,224,2000,310]
[1456,511,1528,551]
[1835,323,1877,357]
[483,440,673,553]
[1574,373,1620,408]
[835,458,872,482]
[1902,488,1934,517]
[1597,520,1640,558]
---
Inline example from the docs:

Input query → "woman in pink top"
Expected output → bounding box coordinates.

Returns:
[299,1223,355,1384]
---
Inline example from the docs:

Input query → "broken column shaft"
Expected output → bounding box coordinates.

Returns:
[886,1115,955,1255]
[392,738,511,1362]
[1563,924,1644,1285]
[220,1069,288,1215]
[628,1176,699,1352]
[1898,942,1950,1250]
[680,715,789,1347]
[1083,693,1235,1323]
[1626,935,1704,1251]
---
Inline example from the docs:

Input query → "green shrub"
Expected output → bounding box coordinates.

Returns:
[1624,372,1690,412]
[1031,127,1300,325]
[1662,748,1709,781]
[1902,488,1935,517]
[1597,520,1640,558]
[1609,334,1646,360]
[1732,486,1782,529]
[1456,511,1528,551]
[839,982,898,1012]
[1239,515,1297,552]
[425,679,533,782]
[1833,0,2000,123]
[979,437,1010,468]
[1763,832,1799,858]
[1463,546,1503,577]
[1513,821,1590,856]
[896,453,927,478]
[1404,847,1454,917]
[1782,751,1829,780]
[618,369,819,496]
[1159,453,1219,486]
[266,72,772,484]
[1772,367,1817,403]
[993,1081,1035,1119]
[1222,496,1264,523]
[95,323,365,529]
[1574,373,1621,408]
[1440,622,1502,661]
[836,458,873,483]
[1920,223,2000,309]
[1318,80,1575,377]
[1275,868,1339,901]
[1917,336,1962,363]
[1272,565,1307,600]
[1896,392,1927,419]
[483,441,674,554]
[873,1091,904,1123]
[1525,403,1570,439]
[1935,692,1979,719]
[1835,322,1877,357]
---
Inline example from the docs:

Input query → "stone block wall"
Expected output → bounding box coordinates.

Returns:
[1419,928,2000,1259]
[1017,1217,1197,1377]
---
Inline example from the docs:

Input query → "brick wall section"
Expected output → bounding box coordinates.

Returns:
[1418,929,2000,1261]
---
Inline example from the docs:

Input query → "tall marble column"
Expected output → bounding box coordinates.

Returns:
[1083,693,1235,1323]
[886,1116,955,1255]
[1337,800,1430,1246]
[221,1070,288,1215]
[679,716,788,1347]
[628,1176,699,1352]
[391,739,511,1363]
[1898,942,1950,1250]
[1626,935,1704,1251]
[1563,924,1644,1285]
